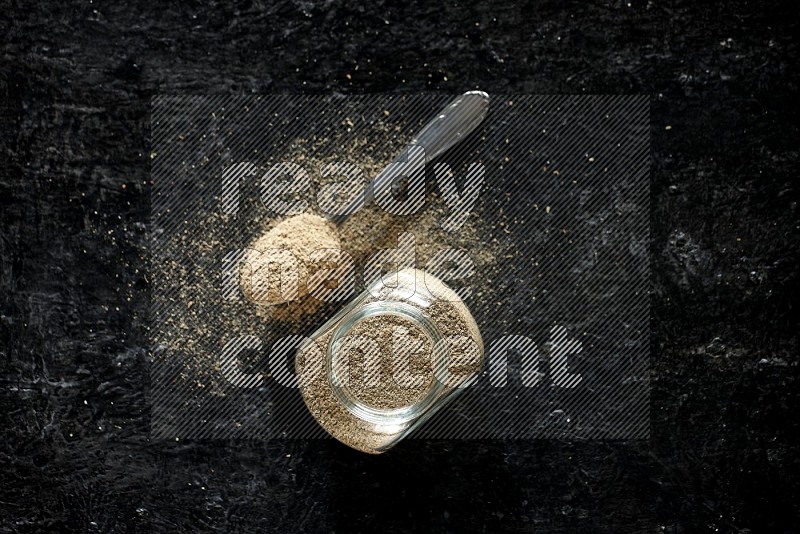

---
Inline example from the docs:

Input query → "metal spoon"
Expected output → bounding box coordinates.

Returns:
[244,92,490,310]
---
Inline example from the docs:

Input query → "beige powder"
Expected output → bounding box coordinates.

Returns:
[335,313,435,410]
[239,213,340,317]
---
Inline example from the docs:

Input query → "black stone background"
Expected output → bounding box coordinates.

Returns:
[1,1,798,532]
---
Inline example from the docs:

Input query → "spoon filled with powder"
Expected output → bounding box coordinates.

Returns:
[239,92,490,318]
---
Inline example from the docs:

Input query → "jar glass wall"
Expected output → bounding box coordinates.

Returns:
[296,268,484,453]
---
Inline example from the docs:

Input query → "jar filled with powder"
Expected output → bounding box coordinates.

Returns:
[296,268,484,454]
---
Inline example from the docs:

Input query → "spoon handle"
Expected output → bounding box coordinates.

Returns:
[333,91,490,225]
[408,90,490,163]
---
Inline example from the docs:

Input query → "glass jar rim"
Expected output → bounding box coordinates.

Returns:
[326,301,448,425]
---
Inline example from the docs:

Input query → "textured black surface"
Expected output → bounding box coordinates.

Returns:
[2,1,799,532]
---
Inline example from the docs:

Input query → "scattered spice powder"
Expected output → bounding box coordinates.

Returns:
[156,125,501,408]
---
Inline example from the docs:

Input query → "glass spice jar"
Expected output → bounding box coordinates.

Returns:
[296,268,484,454]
